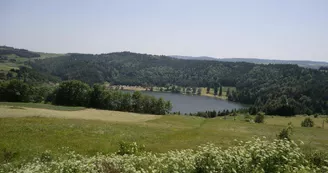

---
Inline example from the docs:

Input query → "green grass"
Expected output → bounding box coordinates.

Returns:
[0,53,64,72]
[35,52,64,59]
[0,105,327,163]
[0,102,85,111]
[0,63,20,71]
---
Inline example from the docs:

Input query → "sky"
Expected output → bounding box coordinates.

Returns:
[1,0,328,62]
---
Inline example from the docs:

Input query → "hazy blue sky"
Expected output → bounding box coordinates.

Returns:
[1,0,327,61]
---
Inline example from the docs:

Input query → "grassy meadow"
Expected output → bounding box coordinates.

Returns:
[0,53,63,72]
[0,102,327,164]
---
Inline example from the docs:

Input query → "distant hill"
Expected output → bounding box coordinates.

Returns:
[171,56,328,69]
[0,46,40,58]
[0,46,64,72]
[1,47,327,116]
[171,55,218,61]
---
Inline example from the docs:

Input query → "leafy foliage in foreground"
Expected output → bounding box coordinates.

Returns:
[1,138,327,173]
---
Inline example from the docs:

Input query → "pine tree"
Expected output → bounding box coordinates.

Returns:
[214,87,218,96]
[206,87,210,94]
[219,85,223,96]
[226,88,230,96]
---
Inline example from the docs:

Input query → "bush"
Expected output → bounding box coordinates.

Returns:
[277,122,293,140]
[40,150,53,163]
[301,117,314,127]
[254,112,265,123]
[2,138,327,173]
[244,114,253,122]
[2,148,18,163]
[116,142,145,155]
[305,150,328,168]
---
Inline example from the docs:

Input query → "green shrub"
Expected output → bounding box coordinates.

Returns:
[2,149,18,163]
[244,114,253,122]
[254,112,265,123]
[301,117,314,127]
[40,150,53,163]
[116,141,145,155]
[277,122,293,140]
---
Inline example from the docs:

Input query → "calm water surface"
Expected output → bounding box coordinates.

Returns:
[126,91,244,114]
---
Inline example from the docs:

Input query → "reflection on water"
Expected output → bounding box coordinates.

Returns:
[125,91,244,114]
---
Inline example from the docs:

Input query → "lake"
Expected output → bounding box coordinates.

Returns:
[126,91,245,114]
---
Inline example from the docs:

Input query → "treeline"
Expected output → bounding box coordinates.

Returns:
[172,108,248,118]
[189,109,237,118]
[0,46,40,58]
[0,79,54,103]
[319,66,328,71]
[28,52,328,116]
[0,80,172,115]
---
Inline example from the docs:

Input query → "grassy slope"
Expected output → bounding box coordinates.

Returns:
[0,102,327,163]
[0,53,63,71]
[0,102,85,111]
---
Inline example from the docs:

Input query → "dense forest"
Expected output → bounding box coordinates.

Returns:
[28,52,328,116]
[0,46,40,58]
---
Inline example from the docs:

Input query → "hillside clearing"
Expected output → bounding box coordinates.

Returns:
[0,103,327,163]
[0,105,160,123]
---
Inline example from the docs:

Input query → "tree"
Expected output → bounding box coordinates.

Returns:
[0,79,31,102]
[197,88,202,95]
[89,84,106,108]
[219,85,223,96]
[249,106,258,115]
[164,101,173,114]
[53,80,91,106]
[206,87,210,94]
[226,88,230,97]
[213,87,218,96]
[132,91,143,113]
[30,85,52,103]
[155,98,166,115]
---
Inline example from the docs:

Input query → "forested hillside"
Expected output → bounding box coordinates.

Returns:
[31,52,255,86]
[0,46,40,58]
[29,52,328,115]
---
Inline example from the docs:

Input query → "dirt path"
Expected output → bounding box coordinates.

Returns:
[0,106,160,123]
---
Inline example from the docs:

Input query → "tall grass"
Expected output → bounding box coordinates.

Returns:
[1,138,327,173]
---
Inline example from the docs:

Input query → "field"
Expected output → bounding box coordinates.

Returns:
[0,102,327,164]
[0,53,63,71]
